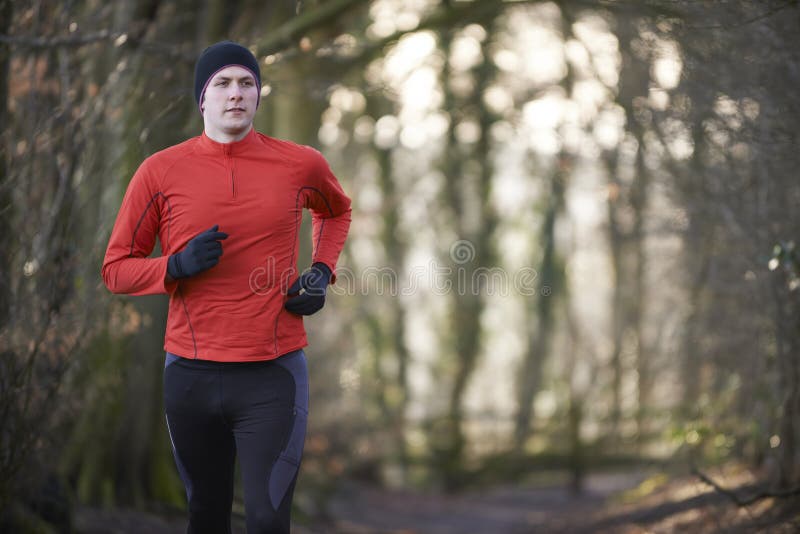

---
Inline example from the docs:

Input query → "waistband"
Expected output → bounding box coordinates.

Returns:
[165,349,304,370]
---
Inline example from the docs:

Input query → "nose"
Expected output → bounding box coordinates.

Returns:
[228,84,243,100]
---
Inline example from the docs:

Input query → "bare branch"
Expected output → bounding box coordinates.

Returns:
[680,0,797,30]
[0,31,193,62]
[0,30,117,48]
[255,0,367,56]
[691,465,800,507]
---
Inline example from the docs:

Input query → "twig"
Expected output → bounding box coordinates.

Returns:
[255,0,367,56]
[0,30,117,47]
[0,31,194,61]
[691,465,800,506]
[680,0,797,30]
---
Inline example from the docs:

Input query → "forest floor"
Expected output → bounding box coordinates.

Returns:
[74,466,800,533]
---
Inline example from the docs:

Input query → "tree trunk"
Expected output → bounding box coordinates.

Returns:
[513,155,566,452]
[607,16,651,448]
[603,148,625,443]
[376,137,411,480]
[0,0,11,329]
[629,124,649,448]
[436,17,499,489]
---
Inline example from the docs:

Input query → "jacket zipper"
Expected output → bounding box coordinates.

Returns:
[230,157,236,198]
[224,147,236,199]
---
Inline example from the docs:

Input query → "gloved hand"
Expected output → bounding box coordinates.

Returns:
[284,262,332,316]
[167,225,229,279]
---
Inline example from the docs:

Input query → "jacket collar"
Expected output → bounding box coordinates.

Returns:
[196,127,258,156]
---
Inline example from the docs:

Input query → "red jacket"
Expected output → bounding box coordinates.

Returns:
[102,128,351,361]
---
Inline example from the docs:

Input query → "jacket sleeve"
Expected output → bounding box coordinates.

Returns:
[304,148,352,284]
[101,158,177,296]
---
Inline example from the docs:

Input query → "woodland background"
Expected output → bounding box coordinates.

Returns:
[1,0,799,532]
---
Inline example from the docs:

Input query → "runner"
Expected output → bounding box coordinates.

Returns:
[101,40,351,533]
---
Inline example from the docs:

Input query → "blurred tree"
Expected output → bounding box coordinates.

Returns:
[513,151,567,453]
[431,9,501,490]
[0,1,97,528]
[0,0,10,327]
[62,0,195,509]
[608,10,652,449]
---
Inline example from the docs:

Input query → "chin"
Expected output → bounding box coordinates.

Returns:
[225,121,250,132]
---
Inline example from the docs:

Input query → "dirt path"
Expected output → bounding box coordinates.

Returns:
[314,468,797,533]
[75,469,799,533]
[75,471,644,533]
[322,471,647,534]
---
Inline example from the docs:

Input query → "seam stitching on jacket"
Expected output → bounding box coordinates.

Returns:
[177,285,198,358]
[128,192,171,256]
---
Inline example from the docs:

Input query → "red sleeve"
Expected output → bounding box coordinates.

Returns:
[303,148,352,284]
[101,158,177,296]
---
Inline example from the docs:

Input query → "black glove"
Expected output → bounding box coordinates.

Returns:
[167,225,229,279]
[284,262,332,316]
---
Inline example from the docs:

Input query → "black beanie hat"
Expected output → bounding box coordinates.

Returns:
[194,41,261,111]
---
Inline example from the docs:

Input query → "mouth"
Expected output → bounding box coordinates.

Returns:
[226,108,246,113]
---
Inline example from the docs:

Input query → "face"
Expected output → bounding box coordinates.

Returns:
[201,65,259,142]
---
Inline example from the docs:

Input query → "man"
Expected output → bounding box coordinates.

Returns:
[101,41,351,533]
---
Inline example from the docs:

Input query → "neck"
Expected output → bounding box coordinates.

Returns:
[204,124,253,144]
